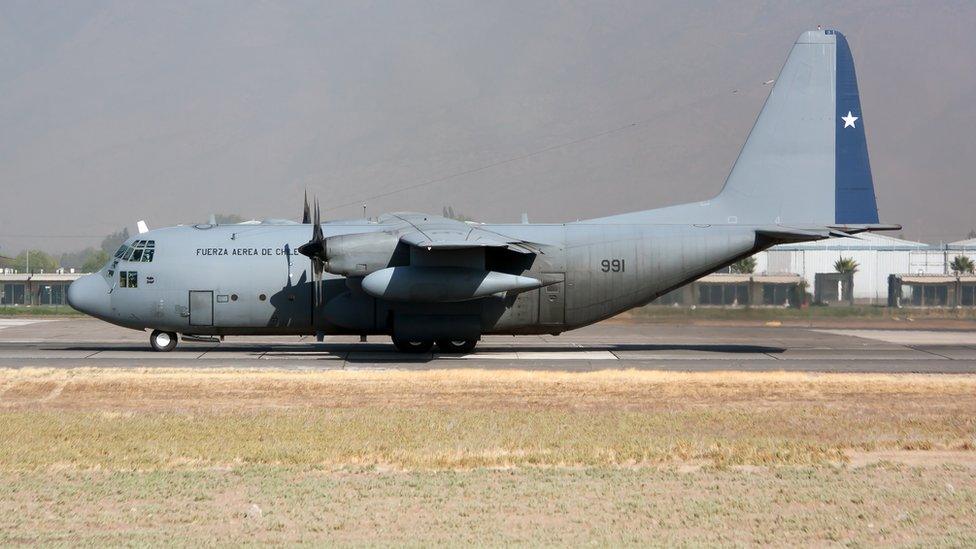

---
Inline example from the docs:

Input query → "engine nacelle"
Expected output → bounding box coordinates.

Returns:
[323,232,401,276]
[361,266,542,302]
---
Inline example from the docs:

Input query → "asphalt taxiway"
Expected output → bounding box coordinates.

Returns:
[2,317,976,372]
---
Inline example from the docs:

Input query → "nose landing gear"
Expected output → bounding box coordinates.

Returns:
[150,329,179,352]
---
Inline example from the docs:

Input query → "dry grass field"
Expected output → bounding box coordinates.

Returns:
[0,367,974,545]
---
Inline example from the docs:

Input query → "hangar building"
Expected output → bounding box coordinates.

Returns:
[754,233,941,305]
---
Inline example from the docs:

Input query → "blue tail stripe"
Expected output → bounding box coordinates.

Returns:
[831,30,879,224]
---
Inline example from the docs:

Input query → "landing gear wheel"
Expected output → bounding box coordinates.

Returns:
[150,330,178,352]
[391,337,433,353]
[435,339,478,354]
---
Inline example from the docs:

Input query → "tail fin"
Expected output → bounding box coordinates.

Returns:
[716,29,879,225]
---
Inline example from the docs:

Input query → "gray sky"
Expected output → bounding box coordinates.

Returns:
[2,0,975,254]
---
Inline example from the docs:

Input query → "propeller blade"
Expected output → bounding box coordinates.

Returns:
[296,196,327,307]
[313,199,324,306]
[297,199,326,259]
[302,190,311,224]
[313,199,323,242]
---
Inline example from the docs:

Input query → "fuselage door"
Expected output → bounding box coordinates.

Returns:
[188,290,214,327]
[539,272,565,325]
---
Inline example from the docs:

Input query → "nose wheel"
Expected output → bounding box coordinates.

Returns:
[150,330,178,352]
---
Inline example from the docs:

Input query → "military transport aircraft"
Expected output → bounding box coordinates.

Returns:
[68,30,897,353]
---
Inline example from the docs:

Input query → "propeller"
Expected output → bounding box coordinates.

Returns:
[297,197,326,306]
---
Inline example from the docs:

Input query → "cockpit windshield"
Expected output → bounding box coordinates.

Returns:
[115,240,155,262]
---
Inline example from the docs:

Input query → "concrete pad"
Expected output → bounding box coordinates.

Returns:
[912,346,976,360]
[87,350,206,360]
[0,319,55,330]
[260,352,345,361]
[775,348,941,360]
[612,351,774,361]
[197,350,268,360]
[455,352,520,360]
[347,351,433,361]
[0,349,95,359]
[514,351,616,360]
[816,329,976,345]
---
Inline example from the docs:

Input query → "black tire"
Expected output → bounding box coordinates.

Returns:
[391,337,433,353]
[435,338,478,354]
[150,330,178,352]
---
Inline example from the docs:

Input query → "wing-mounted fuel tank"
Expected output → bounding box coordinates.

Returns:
[361,266,543,302]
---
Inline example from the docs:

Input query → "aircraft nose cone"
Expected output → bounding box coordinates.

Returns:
[67,274,111,317]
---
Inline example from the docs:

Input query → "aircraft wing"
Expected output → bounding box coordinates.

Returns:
[393,214,539,254]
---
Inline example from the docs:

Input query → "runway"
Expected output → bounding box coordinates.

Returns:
[2,317,976,372]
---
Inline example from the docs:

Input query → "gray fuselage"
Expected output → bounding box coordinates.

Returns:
[73,217,758,338]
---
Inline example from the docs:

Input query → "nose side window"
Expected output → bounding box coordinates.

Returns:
[119,271,139,288]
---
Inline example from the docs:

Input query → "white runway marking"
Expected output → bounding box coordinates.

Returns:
[0,319,54,331]
[815,329,976,346]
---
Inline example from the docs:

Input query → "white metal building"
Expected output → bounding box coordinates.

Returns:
[947,238,976,263]
[754,233,940,304]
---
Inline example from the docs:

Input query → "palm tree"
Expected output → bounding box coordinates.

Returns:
[950,255,975,275]
[730,256,757,274]
[834,256,859,274]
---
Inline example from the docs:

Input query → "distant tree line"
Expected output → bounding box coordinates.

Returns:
[1,226,130,273]
[3,215,250,274]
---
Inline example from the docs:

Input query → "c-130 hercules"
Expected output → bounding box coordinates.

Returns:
[69,30,897,352]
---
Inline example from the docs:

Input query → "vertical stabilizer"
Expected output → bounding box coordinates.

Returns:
[593,29,883,227]
[715,29,879,225]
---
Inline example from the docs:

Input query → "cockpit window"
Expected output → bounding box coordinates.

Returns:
[117,240,156,262]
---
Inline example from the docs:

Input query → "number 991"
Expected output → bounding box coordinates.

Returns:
[601,259,625,273]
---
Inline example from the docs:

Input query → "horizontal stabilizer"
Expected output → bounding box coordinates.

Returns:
[755,227,833,244]
[757,221,903,245]
[825,223,902,235]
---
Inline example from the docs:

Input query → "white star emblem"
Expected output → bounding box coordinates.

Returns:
[842,111,858,128]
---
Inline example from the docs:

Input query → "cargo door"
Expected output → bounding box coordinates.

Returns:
[539,272,565,325]
[188,290,214,327]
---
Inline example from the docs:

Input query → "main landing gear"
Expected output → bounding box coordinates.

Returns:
[435,338,478,354]
[391,336,478,354]
[150,329,178,352]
